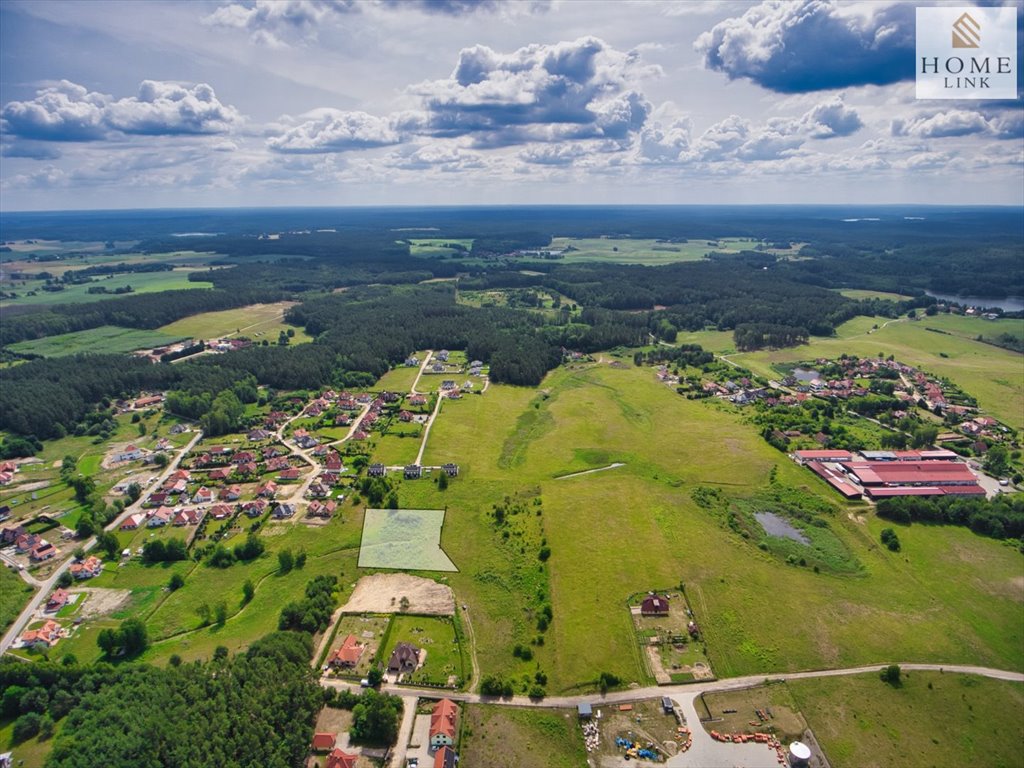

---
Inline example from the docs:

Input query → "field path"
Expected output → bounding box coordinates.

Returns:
[555,462,625,480]
[414,394,443,466]
[410,350,434,395]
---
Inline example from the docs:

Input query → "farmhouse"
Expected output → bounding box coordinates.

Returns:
[327,634,365,669]
[429,699,458,749]
[387,642,421,674]
[641,595,670,616]
[133,395,163,409]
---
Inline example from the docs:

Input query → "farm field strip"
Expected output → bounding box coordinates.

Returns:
[7,326,189,357]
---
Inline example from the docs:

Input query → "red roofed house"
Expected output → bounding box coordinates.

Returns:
[30,541,58,562]
[46,588,70,612]
[257,482,278,498]
[173,508,203,526]
[640,595,670,617]
[327,634,366,669]
[192,487,214,504]
[21,620,62,648]
[209,504,234,520]
[70,556,103,580]
[278,468,302,481]
[311,732,336,752]
[430,699,458,749]
[220,485,242,501]
[208,467,232,481]
[325,749,358,768]
[434,745,457,768]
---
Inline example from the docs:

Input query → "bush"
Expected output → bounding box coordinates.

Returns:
[880,527,901,552]
[168,573,185,591]
[880,664,902,687]
[13,712,41,743]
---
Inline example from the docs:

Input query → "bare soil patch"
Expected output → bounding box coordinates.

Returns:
[341,574,454,616]
[73,587,131,618]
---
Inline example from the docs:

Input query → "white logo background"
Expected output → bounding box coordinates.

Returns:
[917,6,1018,100]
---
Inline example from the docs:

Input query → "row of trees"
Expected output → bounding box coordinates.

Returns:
[876,494,1024,540]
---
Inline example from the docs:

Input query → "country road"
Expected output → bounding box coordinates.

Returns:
[324,661,1024,710]
[1,430,203,655]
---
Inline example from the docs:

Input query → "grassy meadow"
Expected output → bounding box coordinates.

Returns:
[788,672,1024,768]
[0,269,212,309]
[158,301,311,343]
[7,326,188,358]
[459,705,586,768]
[0,567,35,632]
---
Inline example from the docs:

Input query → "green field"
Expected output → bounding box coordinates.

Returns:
[358,508,457,572]
[7,326,189,358]
[158,302,311,343]
[0,269,212,309]
[371,431,422,466]
[374,355,427,392]
[407,238,474,257]
[837,289,914,301]
[723,314,1024,431]
[0,567,35,632]
[460,705,586,768]
[546,237,784,265]
[788,672,1024,768]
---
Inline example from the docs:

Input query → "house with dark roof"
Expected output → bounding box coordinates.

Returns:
[387,642,421,675]
[434,746,457,768]
[404,464,422,479]
[640,595,670,616]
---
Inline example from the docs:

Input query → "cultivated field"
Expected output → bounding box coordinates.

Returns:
[837,289,914,301]
[158,301,311,343]
[788,672,1024,768]
[546,236,758,265]
[7,326,188,358]
[0,269,212,309]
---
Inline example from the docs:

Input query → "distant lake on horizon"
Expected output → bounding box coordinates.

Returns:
[926,292,1024,312]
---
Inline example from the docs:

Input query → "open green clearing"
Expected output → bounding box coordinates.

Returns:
[837,289,914,301]
[383,614,463,686]
[685,314,1024,431]
[0,269,212,309]
[545,237,792,266]
[0,567,35,632]
[374,355,427,392]
[358,508,457,572]
[459,705,586,768]
[788,672,1024,768]
[404,363,1023,693]
[158,301,311,343]
[0,716,58,768]
[407,238,474,257]
[7,326,189,358]
[370,432,422,467]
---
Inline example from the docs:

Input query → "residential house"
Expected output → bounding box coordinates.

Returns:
[266,456,290,472]
[429,699,458,749]
[272,503,296,519]
[399,410,414,423]
[256,482,278,498]
[120,513,146,531]
[278,468,302,481]
[113,445,144,463]
[165,479,188,495]
[70,556,103,579]
[173,508,203,527]
[192,487,214,504]
[404,465,422,480]
[236,462,259,475]
[148,507,174,528]
[208,467,232,482]
[15,533,41,553]
[434,746,457,768]
[1,525,27,546]
[640,595,670,617]
[262,446,284,459]
[247,428,271,441]
[133,395,163,409]
[325,749,358,768]
[46,588,70,612]
[387,642,421,675]
[327,634,366,668]
[437,350,450,362]
[30,542,58,562]
[368,463,386,477]
[209,504,234,520]
[351,430,369,441]
[241,500,267,517]
[231,451,255,465]
[441,464,459,477]
[219,485,242,502]
[408,394,427,407]
[311,733,336,752]
[21,620,62,648]
[146,492,169,507]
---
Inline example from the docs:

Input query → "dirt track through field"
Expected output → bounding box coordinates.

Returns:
[340,573,455,616]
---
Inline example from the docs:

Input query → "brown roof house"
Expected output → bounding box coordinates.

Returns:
[640,594,670,617]
[387,642,421,676]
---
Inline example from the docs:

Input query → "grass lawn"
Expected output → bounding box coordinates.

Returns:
[383,614,464,686]
[407,238,474,257]
[459,705,586,768]
[0,567,36,632]
[371,432,422,466]
[325,614,391,677]
[0,269,212,309]
[8,326,189,357]
[788,672,1024,768]
[0,717,59,768]
[375,356,426,392]
[158,301,311,343]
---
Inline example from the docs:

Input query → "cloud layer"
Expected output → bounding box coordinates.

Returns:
[2,80,242,142]
[695,0,915,93]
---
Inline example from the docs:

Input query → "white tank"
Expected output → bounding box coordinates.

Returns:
[789,741,812,767]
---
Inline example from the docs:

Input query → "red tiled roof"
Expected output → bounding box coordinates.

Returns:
[430,699,457,741]
[325,748,358,768]
[311,732,336,751]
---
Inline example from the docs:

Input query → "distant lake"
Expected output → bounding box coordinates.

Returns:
[755,512,810,545]
[792,367,820,382]
[926,293,1024,312]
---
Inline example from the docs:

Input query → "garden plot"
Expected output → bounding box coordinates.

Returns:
[357,508,457,572]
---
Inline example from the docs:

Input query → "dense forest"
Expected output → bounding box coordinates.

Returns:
[0,632,321,768]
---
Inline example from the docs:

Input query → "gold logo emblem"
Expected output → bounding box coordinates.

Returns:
[952,12,980,48]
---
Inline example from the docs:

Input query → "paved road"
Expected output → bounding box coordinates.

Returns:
[324,662,1024,710]
[389,695,419,768]
[0,431,203,655]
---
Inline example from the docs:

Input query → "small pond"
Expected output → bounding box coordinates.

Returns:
[754,511,810,544]
[791,367,820,382]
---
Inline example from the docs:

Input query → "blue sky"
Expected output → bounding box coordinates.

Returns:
[0,0,1021,210]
